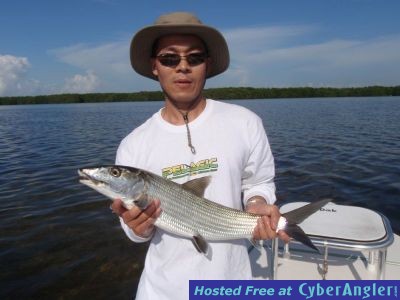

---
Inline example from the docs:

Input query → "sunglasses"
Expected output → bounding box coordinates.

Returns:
[155,53,208,67]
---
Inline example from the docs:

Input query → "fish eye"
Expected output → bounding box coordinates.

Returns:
[110,167,121,177]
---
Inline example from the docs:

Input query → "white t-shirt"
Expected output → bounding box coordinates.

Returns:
[116,99,276,300]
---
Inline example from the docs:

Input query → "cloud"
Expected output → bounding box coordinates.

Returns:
[210,26,400,88]
[2,24,400,96]
[0,54,31,96]
[50,40,158,92]
[224,25,315,52]
[62,70,100,93]
[49,26,400,93]
[51,41,130,74]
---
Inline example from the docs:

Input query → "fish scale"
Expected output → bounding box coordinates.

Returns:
[146,173,259,240]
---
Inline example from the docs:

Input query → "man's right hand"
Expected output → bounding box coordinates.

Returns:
[111,198,162,238]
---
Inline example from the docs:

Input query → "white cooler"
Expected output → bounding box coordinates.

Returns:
[271,202,394,279]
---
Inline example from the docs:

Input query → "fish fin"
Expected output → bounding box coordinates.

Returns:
[134,194,151,210]
[182,176,212,197]
[285,224,320,253]
[191,234,209,255]
[282,198,331,225]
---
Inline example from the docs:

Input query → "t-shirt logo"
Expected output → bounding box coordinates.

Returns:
[162,157,218,180]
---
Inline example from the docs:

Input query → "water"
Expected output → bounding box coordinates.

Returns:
[1,97,399,299]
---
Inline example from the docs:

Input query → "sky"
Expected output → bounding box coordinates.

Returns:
[1,0,400,96]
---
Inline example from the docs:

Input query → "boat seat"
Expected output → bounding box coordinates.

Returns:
[271,202,394,279]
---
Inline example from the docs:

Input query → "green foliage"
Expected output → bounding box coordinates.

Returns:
[0,86,399,105]
[203,86,400,100]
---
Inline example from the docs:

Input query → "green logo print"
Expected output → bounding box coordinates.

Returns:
[162,158,218,180]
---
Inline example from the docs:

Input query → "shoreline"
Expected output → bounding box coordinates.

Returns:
[1,86,399,105]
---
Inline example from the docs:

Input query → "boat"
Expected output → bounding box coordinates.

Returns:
[249,201,399,280]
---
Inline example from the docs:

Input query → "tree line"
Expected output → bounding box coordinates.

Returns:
[1,86,399,105]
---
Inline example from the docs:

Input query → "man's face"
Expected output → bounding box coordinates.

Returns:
[152,34,210,106]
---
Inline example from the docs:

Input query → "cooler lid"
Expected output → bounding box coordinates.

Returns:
[280,202,387,242]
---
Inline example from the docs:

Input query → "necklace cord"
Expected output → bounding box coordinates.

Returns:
[181,111,196,154]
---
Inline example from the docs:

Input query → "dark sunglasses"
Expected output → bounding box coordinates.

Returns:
[155,53,208,67]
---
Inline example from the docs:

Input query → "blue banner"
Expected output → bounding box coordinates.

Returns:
[189,280,399,300]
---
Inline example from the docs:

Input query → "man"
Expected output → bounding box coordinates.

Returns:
[111,12,289,300]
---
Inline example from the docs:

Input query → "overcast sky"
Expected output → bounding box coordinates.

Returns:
[1,0,399,96]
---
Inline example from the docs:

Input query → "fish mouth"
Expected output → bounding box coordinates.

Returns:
[78,169,104,186]
[78,169,89,181]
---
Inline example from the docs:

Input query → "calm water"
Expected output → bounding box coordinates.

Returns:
[1,97,399,299]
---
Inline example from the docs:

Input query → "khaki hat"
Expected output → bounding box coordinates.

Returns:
[130,12,230,80]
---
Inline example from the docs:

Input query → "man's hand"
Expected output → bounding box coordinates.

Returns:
[111,198,161,238]
[245,197,290,243]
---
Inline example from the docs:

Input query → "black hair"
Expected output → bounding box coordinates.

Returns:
[151,35,209,57]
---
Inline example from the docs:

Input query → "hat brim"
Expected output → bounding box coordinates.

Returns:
[130,24,229,80]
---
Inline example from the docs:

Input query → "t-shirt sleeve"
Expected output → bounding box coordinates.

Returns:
[241,115,276,205]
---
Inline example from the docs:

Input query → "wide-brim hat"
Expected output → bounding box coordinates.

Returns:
[130,12,230,80]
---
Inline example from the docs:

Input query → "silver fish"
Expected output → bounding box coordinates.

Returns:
[78,165,330,254]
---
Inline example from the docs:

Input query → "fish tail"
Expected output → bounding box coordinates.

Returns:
[285,224,319,253]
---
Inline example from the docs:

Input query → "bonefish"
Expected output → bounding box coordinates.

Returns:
[78,165,330,254]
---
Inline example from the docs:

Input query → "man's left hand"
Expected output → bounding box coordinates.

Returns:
[246,197,291,242]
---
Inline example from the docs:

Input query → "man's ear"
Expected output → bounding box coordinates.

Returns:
[151,58,158,77]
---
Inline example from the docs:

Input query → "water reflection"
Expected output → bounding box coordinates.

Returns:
[0,98,399,298]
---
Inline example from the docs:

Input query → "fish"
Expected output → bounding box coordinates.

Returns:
[78,165,330,254]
